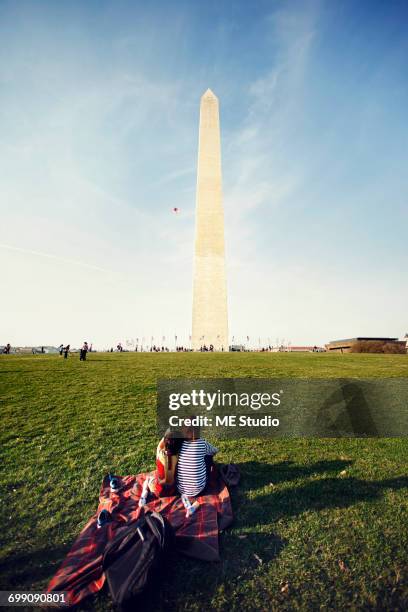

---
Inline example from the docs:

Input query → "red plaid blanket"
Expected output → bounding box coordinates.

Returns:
[47,469,233,607]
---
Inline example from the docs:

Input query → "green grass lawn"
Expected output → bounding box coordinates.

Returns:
[0,352,407,611]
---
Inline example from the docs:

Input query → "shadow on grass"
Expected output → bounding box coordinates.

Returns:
[238,458,355,487]
[0,545,69,590]
[161,460,408,607]
[235,461,408,528]
[2,460,407,610]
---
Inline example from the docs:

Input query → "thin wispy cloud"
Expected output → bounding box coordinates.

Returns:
[0,244,110,274]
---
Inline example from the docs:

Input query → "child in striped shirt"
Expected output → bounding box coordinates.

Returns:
[176,423,218,501]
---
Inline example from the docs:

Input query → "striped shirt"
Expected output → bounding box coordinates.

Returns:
[176,438,218,497]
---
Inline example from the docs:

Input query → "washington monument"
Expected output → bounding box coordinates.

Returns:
[192,89,228,351]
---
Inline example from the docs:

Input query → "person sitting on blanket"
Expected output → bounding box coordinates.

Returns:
[176,423,218,502]
[139,429,183,506]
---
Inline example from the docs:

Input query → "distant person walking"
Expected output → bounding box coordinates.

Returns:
[59,344,64,356]
[80,341,89,361]
[4,343,11,354]
[63,344,70,359]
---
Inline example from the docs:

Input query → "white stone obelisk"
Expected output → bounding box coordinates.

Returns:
[192,89,228,351]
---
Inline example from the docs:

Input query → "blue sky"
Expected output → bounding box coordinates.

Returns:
[1,0,407,348]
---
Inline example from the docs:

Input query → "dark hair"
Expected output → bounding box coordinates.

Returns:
[163,429,184,455]
[182,419,200,441]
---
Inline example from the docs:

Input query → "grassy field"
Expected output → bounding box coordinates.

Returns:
[0,352,407,611]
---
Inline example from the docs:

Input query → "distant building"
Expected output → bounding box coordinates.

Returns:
[230,344,246,352]
[326,337,403,353]
[30,346,59,354]
[288,346,325,353]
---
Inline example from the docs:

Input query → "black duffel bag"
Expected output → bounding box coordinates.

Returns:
[102,511,174,611]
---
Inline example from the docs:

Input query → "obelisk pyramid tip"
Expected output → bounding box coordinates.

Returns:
[202,88,218,100]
